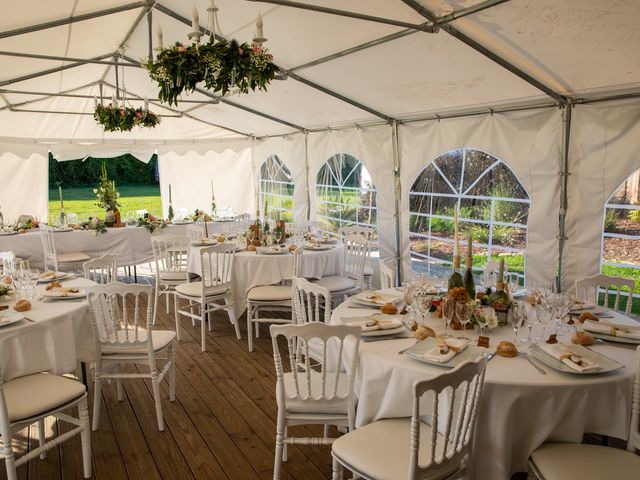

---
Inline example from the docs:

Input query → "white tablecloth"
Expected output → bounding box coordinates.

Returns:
[331,291,638,480]
[0,278,95,382]
[189,245,344,314]
[0,222,226,269]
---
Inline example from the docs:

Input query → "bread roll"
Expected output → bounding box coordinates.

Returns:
[46,281,62,291]
[571,330,595,346]
[380,302,398,315]
[14,299,31,312]
[216,235,225,243]
[496,340,518,357]
[2,276,12,285]
[247,244,257,252]
[578,311,598,323]
[413,326,435,340]
[288,244,297,252]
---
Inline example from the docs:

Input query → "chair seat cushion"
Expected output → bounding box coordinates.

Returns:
[102,329,176,355]
[530,442,640,480]
[332,418,458,480]
[4,373,86,422]
[312,276,357,292]
[58,252,91,263]
[247,285,291,301]
[159,270,189,281]
[175,281,229,298]
[283,370,349,415]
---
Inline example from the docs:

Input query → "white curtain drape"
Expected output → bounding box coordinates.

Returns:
[398,108,563,285]
[563,100,640,289]
[253,134,307,223]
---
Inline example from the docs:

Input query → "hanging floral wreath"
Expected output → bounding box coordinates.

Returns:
[94,103,161,132]
[143,39,278,106]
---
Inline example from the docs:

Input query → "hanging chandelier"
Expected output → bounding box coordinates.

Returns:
[143,0,279,106]
[94,50,161,132]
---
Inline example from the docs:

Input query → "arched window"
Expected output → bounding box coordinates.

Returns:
[601,168,640,313]
[315,153,377,240]
[259,155,294,221]
[409,148,530,279]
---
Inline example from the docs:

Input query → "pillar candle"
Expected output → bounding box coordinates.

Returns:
[255,13,264,39]
[192,6,200,32]
[453,206,459,258]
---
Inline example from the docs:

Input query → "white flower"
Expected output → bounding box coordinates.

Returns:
[486,309,499,329]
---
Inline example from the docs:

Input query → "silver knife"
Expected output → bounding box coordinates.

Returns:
[523,353,546,375]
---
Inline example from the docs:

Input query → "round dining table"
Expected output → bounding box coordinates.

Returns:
[330,289,638,480]
[0,277,95,382]
[188,243,344,314]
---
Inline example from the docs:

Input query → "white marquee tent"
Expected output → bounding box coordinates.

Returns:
[1,0,639,292]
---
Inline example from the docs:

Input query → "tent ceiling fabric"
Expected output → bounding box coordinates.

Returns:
[0,0,638,143]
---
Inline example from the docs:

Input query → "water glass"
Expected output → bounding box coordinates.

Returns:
[442,297,456,337]
[25,269,39,300]
[455,302,473,339]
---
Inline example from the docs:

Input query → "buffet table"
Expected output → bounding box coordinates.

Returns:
[0,277,95,382]
[0,222,226,270]
[330,290,638,480]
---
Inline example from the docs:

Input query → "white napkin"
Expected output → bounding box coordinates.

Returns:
[583,320,640,340]
[346,317,402,332]
[422,338,468,363]
[540,343,601,372]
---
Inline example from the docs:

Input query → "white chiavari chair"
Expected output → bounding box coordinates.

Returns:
[87,283,176,432]
[0,368,91,480]
[175,244,238,351]
[340,225,374,288]
[39,224,90,272]
[575,273,636,314]
[151,234,190,324]
[187,223,205,241]
[379,262,396,290]
[529,346,640,479]
[246,247,303,351]
[270,322,361,480]
[332,355,488,480]
[83,254,118,284]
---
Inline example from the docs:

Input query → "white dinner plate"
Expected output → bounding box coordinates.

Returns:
[0,310,25,328]
[53,228,73,233]
[37,272,74,283]
[0,230,17,236]
[190,239,217,246]
[171,220,193,225]
[589,332,640,345]
[257,247,289,255]
[43,287,86,300]
[352,291,403,307]
[346,315,406,337]
[303,243,335,251]
[213,218,235,222]
[528,344,624,375]
[404,337,486,368]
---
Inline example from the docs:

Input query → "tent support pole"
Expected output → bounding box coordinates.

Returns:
[436,0,511,24]
[557,104,572,293]
[0,54,113,87]
[147,7,153,60]
[304,131,311,221]
[391,120,403,284]
[0,81,102,112]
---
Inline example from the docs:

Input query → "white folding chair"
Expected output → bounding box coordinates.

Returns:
[0,251,15,273]
[292,276,332,326]
[312,233,368,304]
[87,283,176,431]
[575,273,636,314]
[332,355,488,480]
[529,345,640,480]
[0,368,91,480]
[187,222,205,241]
[40,224,90,272]
[270,322,361,480]
[246,247,303,351]
[340,225,374,288]
[151,234,190,324]
[175,244,238,351]
[379,262,396,289]
[83,254,118,284]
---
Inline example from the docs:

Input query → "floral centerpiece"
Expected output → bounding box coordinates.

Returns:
[143,39,278,106]
[136,215,166,234]
[15,218,39,233]
[191,209,212,222]
[94,103,160,132]
[80,217,108,235]
[94,162,121,226]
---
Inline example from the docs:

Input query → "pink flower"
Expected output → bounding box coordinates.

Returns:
[177,45,187,52]
[150,215,157,221]
[252,46,261,54]
[135,111,143,119]
[238,47,244,55]
[119,108,126,116]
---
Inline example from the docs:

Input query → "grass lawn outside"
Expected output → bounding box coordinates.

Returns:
[48,185,162,222]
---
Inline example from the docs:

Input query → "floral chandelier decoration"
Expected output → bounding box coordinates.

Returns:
[94,51,161,132]
[143,1,278,106]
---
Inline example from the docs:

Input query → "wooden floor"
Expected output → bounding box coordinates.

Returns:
[1,291,333,480]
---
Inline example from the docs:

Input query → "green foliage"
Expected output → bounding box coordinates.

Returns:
[49,154,158,188]
[629,209,640,223]
[604,210,618,231]
[94,162,121,211]
[144,39,278,106]
[94,104,160,132]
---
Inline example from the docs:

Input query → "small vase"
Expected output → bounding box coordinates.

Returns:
[105,209,115,227]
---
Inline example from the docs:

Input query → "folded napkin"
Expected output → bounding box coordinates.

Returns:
[540,343,601,372]
[422,338,468,363]
[347,317,402,332]
[583,319,640,340]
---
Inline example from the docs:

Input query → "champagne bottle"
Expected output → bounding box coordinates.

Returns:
[463,234,476,300]
[488,258,510,325]
[167,204,174,221]
[448,255,464,290]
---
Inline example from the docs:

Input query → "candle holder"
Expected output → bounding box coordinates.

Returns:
[188,31,203,43]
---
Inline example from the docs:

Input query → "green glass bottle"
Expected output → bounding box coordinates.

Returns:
[448,255,464,290]
[463,234,476,299]
[488,259,510,325]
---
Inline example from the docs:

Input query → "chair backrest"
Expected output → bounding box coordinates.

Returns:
[575,273,635,314]
[83,255,118,284]
[151,234,190,279]
[343,233,369,287]
[628,346,640,453]
[380,262,396,289]
[87,283,155,355]
[339,225,374,241]
[39,224,58,272]
[236,213,251,222]
[135,209,148,218]
[66,212,79,225]
[292,276,331,325]
[186,224,205,241]
[409,355,488,479]
[0,251,15,274]
[270,322,361,422]
[199,244,236,293]
[291,247,304,278]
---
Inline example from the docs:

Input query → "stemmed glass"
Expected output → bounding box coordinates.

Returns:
[511,301,525,344]
[455,302,473,339]
[508,273,520,297]
[25,269,39,300]
[442,297,456,338]
[554,294,574,334]
[523,302,535,344]
[11,270,26,299]
[475,306,488,335]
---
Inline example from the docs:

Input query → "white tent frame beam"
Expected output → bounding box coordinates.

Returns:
[0,81,101,112]
[0,2,146,40]
[436,0,512,24]
[0,51,143,67]
[0,88,217,105]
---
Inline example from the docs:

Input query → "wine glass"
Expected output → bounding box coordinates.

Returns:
[508,273,520,297]
[474,306,488,335]
[511,301,525,344]
[442,297,456,338]
[25,269,39,300]
[455,302,473,339]
[11,271,25,299]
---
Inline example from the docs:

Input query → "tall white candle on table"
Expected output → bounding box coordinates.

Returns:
[192,6,199,32]
[144,96,149,111]
[255,13,264,39]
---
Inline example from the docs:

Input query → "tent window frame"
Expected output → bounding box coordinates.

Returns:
[258,155,295,221]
